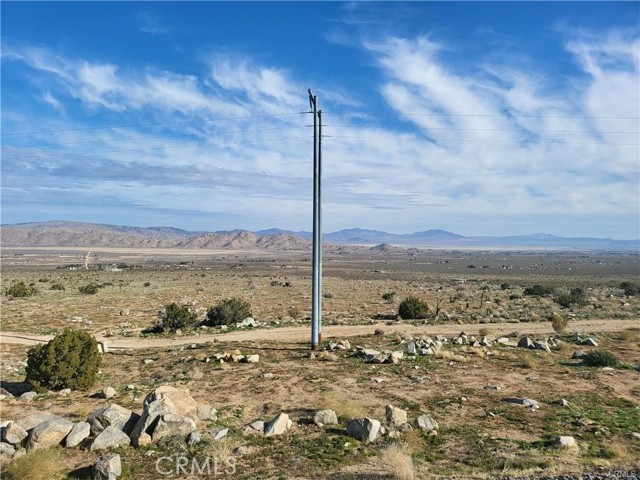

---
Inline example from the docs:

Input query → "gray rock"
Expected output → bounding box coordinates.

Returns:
[415,414,438,432]
[130,399,170,447]
[0,387,15,399]
[90,426,131,451]
[517,337,535,349]
[385,405,408,426]
[388,351,403,364]
[250,420,264,431]
[187,431,202,445]
[264,413,292,437]
[152,414,197,441]
[407,342,417,355]
[504,397,540,409]
[211,427,228,441]
[19,391,37,402]
[100,387,117,399]
[534,340,551,353]
[572,350,586,359]
[346,417,381,442]
[93,452,122,480]
[313,409,338,426]
[197,404,217,421]
[14,412,62,432]
[142,386,199,421]
[11,447,26,460]
[0,442,16,456]
[65,421,90,447]
[26,418,73,450]
[2,422,28,445]
[555,399,570,407]
[88,404,139,436]
[583,338,598,347]
[261,372,275,379]
[555,436,578,449]
[58,388,72,396]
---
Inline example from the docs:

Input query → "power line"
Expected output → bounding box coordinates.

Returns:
[335,112,640,120]
[2,125,310,150]
[0,111,309,137]
[323,134,639,146]
[323,124,638,135]
[2,135,312,161]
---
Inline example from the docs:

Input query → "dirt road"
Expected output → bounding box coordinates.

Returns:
[1,318,636,350]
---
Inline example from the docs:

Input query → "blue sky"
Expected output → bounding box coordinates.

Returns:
[2,2,638,239]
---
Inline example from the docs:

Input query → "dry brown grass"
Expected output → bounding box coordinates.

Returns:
[380,443,415,480]
[201,437,241,464]
[321,390,368,419]
[551,312,569,333]
[3,447,66,480]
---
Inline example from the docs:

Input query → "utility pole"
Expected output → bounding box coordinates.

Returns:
[308,89,322,350]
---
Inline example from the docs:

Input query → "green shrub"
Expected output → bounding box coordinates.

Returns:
[25,329,101,392]
[555,288,587,308]
[50,283,65,291]
[523,285,554,296]
[382,292,397,302]
[398,296,429,320]
[4,281,37,298]
[620,281,640,296]
[78,283,99,295]
[204,298,252,326]
[582,350,620,368]
[161,303,198,332]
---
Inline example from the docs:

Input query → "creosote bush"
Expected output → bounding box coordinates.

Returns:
[25,329,101,392]
[162,302,198,332]
[523,285,554,296]
[582,350,620,368]
[398,296,429,320]
[555,287,587,308]
[620,281,640,296]
[4,281,37,298]
[78,283,99,295]
[204,297,252,326]
[50,283,65,291]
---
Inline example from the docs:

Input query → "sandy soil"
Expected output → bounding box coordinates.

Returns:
[1,318,635,350]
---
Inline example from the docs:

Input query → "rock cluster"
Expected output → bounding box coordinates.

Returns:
[0,385,214,461]
[355,347,403,364]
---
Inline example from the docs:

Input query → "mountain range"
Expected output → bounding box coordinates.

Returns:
[1,221,638,251]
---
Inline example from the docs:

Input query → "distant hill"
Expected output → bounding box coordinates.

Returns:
[1,221,637,251]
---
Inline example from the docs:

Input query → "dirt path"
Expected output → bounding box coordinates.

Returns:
[1,318,636,350]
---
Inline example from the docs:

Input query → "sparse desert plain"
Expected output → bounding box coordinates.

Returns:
[1,246,639,479]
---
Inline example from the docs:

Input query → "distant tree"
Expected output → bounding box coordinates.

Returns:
[161,303,198,332]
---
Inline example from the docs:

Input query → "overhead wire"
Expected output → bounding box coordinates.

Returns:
[1,125,311,150]
[2,135,313,161]
[0,111,310,137]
